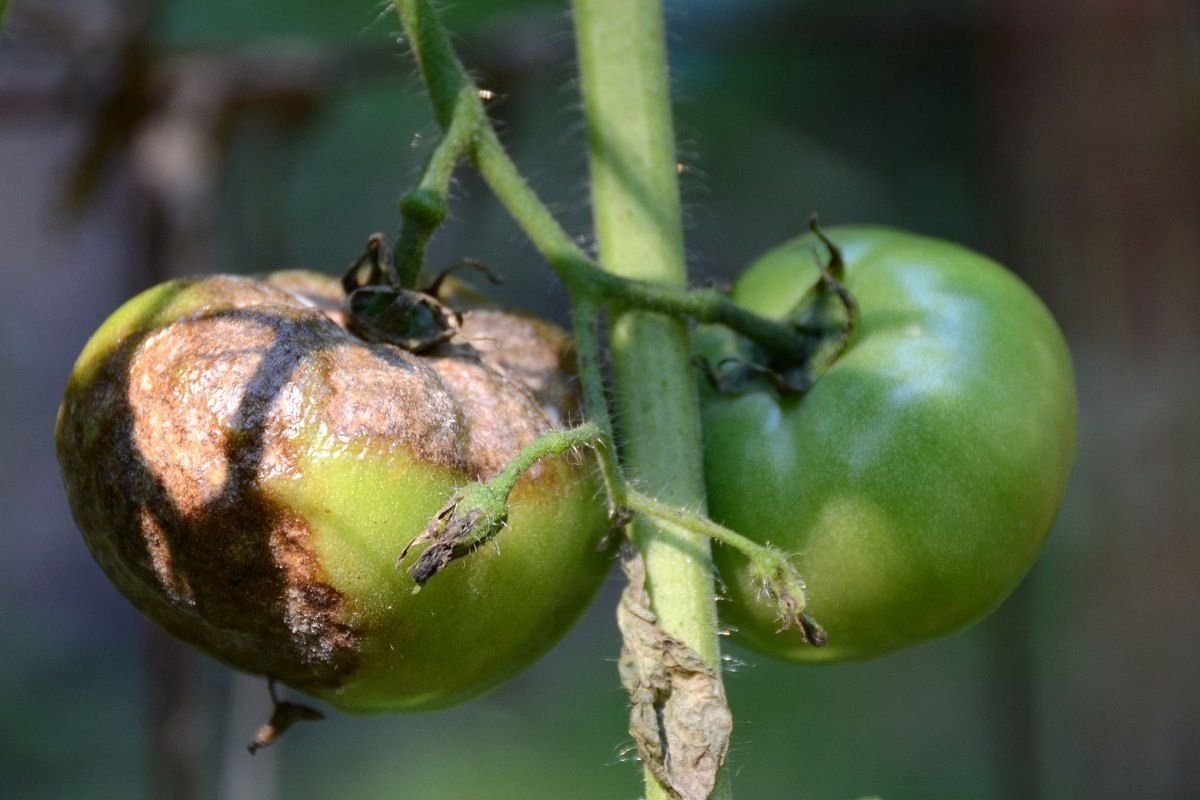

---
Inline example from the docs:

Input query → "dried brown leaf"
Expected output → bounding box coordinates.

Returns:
[617,549,731,800]
[247,698,324,754]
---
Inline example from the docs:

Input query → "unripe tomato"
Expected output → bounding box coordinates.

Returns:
[56,272,611,712]
[698,228,1077,662]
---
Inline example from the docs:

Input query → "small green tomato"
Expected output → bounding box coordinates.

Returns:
[698,228,1077,662]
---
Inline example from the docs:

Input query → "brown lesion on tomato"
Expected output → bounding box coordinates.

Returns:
[276,269,581,430]
[57,281,365,689]
[138,506,195,605]
[57,271,588,692]
[456,309,580,428]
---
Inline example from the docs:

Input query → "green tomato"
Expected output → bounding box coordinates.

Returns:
[56,273,611,712]
[698,227,1077,662]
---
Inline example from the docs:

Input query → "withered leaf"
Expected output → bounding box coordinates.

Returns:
[617,549,732,800]
[247,698,324,754]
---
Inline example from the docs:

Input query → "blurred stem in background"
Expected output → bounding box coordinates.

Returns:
[144,632,211,800]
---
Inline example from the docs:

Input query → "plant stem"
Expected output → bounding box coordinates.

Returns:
[484,423,605,502]
[393,90,479,288]
[626,491,762,557]
[393,2,739,793]
[475,128,808,357]
[569,295,628,507]
[395,3,810,363]
[571,2,730,798]
[393,0,473,127]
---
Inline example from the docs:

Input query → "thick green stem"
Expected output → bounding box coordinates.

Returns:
[393,2,742,794]
[572,2,729,798]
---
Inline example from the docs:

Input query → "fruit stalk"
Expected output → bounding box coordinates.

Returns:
[391,5,812,361]
[571,1,730,798]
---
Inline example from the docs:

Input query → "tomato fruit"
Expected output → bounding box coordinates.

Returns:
[56,272,611,712]
[697,227,1077,662]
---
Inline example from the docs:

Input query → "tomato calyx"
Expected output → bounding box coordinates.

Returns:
[697,218,860,398]
[787,217,860,374]
[423,257,504,302]
[748,557,829,645]
[339,233,463,352]
[340,235,509,353]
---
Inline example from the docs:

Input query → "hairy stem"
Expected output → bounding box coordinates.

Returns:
[572,2,729,798]
[473,128,808,360]
[392,2,742,794]
[569,296,628,508]
[626,492,760,558]
[394,90,480,288]
[393,2,808,360]
[486,423,605,502]
[393,0,473,127]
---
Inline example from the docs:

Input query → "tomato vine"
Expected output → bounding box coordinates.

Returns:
[388,2,828,796]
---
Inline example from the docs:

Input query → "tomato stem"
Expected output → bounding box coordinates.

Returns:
[389,1,834,795]
[390,0,810,363]
[393,89,480,289]
[398,423,611,586]
[626,492,825,644]
[570,0,731,797]
[487,423,606,501]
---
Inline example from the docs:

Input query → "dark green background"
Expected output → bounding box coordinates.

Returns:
[2,1,1197,798]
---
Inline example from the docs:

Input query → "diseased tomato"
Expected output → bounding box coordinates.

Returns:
[56,271,612,712]
[697,227,1077,662]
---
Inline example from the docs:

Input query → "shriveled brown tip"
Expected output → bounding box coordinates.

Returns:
[247,699,325,754]
[799,614,828,647]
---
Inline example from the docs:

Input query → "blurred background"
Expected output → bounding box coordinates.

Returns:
[2,0,1198,797]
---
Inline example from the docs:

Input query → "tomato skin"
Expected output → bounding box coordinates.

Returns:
[56,272,612,712]
[699,228,1077,662]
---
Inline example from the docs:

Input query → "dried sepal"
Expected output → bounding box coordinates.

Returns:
[397,484,506,587]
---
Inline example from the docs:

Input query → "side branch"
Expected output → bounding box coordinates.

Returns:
[394,88,482,287]
[392,0,810,361]
[399,423,607,586]
[394,0,474,127]
[627,492,827,645]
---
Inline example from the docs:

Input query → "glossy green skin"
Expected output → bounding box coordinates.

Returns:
[270,440,610,712]
[699,228,1077,662]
